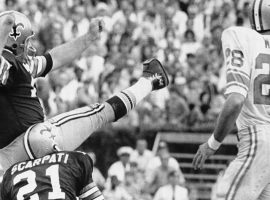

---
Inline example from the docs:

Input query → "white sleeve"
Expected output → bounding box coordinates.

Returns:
[28,56,44,78]
[221,27,252,98]
[0,56,12,85]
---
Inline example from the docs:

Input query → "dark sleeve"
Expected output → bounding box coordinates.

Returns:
[39,52,53,77]
[1,173,10,200]
[77,154,104,200]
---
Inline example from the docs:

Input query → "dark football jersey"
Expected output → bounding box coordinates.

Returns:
[1,151,102,200]
[0,49,52,148]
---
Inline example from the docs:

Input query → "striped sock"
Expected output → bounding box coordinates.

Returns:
[106,78,152,121]
[106,90,136,121]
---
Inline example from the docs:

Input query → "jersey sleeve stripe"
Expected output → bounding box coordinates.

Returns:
[227,73,250,87]
[87,191,103,200]
[79,186,99,198]
[224,85,248,97]
[35,56,44,77]
[226,82,248,91]
[79,182,96,195]
[31,58,38,77]
[227,69,250,79]
[92,195,105,200]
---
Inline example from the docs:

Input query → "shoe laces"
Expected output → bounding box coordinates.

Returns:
[149,73,164,86]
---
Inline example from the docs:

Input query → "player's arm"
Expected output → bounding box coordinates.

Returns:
[33,18,104,78]
[211,93,244,142]
[193,27,251,170]
[77,153,104,200]
[79,182,104,200]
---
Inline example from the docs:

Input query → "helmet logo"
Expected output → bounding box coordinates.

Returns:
[9,23,25,41]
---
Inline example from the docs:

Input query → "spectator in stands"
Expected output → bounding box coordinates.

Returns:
[145,143,185,194]
[62,4,90,41]
[87,152,106,191]
[107,146,133,183]
[146,141,182,173]
[154,171,189,200]
[103,175,132,200]
[165,86,189,127]
[123,171,141,200]
[145,150,182,195]
[130,138,153,172]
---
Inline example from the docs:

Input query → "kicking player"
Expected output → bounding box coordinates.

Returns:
[0,10,104,148]
[193,0,270,199]
[1,151,104,200]
[0,58,169,174]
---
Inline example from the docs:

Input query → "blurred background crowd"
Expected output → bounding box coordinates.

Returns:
[0,0,250,199]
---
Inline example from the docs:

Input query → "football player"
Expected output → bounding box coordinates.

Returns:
[193,0,270,199]
[0,10,104,148]
[1,151,104,200]
[0,57,169,175]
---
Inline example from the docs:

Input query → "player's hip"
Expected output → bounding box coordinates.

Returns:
[236,125,270,158]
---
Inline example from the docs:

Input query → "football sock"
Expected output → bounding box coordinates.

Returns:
[125,77,152,103]
[106,77,152,121]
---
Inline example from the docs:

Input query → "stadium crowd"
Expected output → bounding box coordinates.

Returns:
[0,0,250,199]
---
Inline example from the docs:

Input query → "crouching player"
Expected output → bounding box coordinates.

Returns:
[1,151,104,200]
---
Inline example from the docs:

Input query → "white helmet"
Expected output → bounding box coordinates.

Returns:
[0,10,36,63]
[24,122,60,159]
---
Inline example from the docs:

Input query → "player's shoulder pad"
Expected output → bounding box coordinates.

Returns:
[74,151,94,171]
[75,151,93,162]
[222,26,259,47]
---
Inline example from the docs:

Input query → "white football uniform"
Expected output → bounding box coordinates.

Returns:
[217,26,270,200]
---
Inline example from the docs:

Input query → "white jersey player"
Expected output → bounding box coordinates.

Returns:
[193,0,270,199]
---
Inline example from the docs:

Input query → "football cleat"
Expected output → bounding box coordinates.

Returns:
[142,58,169,90]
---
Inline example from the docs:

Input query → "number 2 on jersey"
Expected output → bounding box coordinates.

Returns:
[13,165,65,200]
[254,53,270,105]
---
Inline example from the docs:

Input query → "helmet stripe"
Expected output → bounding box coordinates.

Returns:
[251,0,256,29]
[258,0,264,30]
[254,0,262,31]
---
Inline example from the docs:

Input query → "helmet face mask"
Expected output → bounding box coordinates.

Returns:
[249,0,270,32]
[23,34,36,64]
[0,10,35,64]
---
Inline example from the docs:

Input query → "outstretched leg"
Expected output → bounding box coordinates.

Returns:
[0,58,169,170]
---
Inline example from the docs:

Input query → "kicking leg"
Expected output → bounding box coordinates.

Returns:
[24,58,169,158]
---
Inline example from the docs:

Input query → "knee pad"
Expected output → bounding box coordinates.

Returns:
[24,122,60,159]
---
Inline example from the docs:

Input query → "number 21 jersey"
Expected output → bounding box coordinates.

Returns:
[222,26,270,130]
[1,151,101,200]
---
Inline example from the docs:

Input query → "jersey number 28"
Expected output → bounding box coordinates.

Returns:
[13,164,65,200]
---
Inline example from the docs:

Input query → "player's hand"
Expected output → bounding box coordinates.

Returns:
[192,142,216,170]
[88,18,105,41]
[0,57,12,85]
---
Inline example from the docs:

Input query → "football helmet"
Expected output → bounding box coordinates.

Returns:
[249,0,270,32]
[24,122,60,159]
[0,10,36,63]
